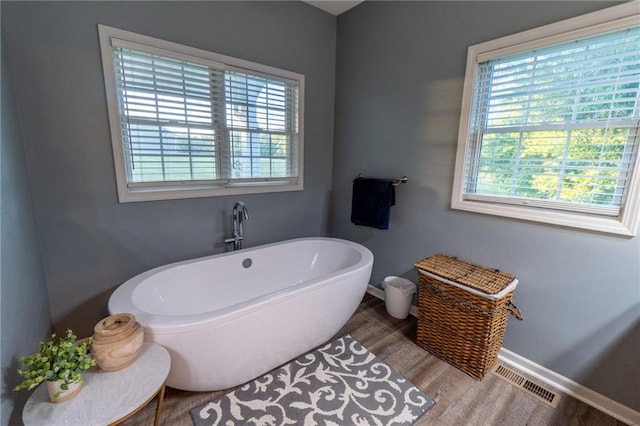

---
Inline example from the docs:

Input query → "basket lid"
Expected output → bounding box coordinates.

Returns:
[414,253,516,295]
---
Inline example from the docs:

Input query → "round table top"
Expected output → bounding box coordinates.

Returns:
[23,342,170,426]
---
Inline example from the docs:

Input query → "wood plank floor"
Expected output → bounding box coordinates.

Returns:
[121,294,628,425]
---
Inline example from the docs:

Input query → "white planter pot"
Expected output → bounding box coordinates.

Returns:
[46,379,83,403]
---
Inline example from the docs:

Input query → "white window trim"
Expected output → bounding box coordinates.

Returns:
[451,3,640,237]
[98,25,305,202]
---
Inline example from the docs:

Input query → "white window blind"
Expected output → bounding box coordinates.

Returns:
[463,25,640,217]
[224,70,299,182]
[99,25,304,202]
[114,46,225,186]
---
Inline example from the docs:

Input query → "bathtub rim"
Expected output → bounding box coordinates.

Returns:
[108,237,373,332]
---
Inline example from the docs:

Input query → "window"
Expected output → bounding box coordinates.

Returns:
[452,3,640,236]
[98,25,304,202]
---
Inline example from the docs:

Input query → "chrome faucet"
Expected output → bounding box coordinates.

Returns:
[224,201,249,251]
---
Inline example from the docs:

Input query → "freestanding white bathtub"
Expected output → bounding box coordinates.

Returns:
[108,237,373,392]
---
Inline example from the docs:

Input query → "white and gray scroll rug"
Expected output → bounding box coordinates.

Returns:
[191,335,435,426]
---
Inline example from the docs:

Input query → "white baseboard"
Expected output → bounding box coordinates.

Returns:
[366,284,385,300]
[497,348,640,425]
[366,285,640,425]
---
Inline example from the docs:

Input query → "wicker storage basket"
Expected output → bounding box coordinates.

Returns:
[414,254,522,380]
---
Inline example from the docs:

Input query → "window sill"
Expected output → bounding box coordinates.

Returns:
[450,197,638,237]
[117,181,303,203]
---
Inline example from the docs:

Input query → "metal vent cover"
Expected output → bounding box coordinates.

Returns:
[493,364,560,408]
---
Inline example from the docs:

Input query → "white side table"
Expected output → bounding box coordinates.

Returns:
[23,342,170,426]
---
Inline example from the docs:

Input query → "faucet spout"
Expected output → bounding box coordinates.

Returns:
[234,201,249,221]
[225,201,249,251]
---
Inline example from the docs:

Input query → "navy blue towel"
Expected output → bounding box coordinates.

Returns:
[350,178,396,230]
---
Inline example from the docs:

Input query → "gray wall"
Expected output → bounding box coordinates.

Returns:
[331,1,639,411]
[1,42,53,425]
[1,1,336,339]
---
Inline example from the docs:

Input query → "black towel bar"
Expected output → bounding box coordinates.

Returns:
[356,174,408,187]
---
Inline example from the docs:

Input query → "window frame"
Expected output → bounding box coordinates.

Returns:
[98,25,305,202]
[451,3,640,236]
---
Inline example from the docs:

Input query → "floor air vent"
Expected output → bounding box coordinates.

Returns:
[492,364,560,408]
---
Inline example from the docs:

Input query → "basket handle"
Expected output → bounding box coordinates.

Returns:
[506,302,523,320]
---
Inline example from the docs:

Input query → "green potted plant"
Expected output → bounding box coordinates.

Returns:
[14,329,96,403]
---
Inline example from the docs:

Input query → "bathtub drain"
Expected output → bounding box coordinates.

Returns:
[242,258,253,268]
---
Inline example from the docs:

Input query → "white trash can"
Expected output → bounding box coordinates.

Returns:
[383,276,417,319]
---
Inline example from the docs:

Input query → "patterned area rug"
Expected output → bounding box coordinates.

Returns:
[191,335,435,425]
